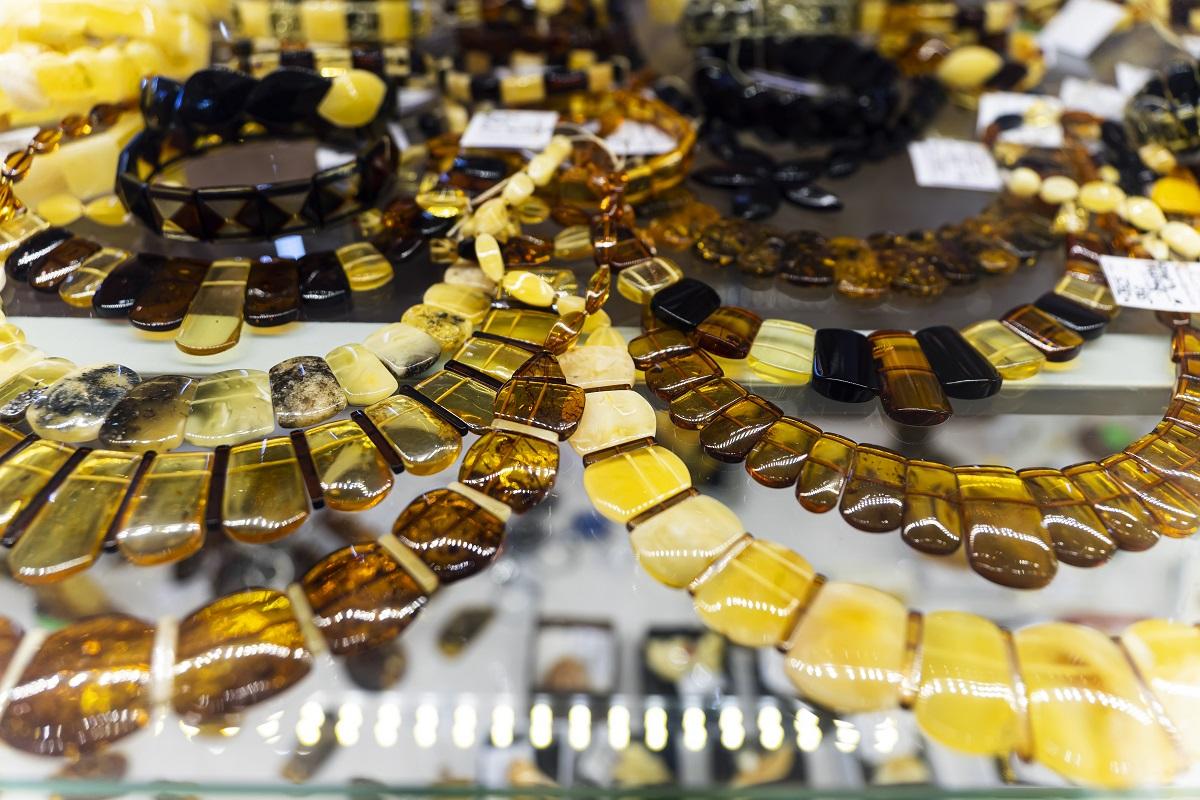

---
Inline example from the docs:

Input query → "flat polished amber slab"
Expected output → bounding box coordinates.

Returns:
[480,308,559,347]
[222,437,310,543]
[1001,304,1084,362]
[414,370,497,433]
[797,433,856,513]
[840,444,906,533]
[184,369,275,448]
[1101,454,1200,537]
[451,337,533,383]
[698,394,782,463]
[569,389,657,456]
[745,417,821,488]
[0,439,74,540]
[337,242,394,291]
[1121,619,1200,761]
[955,466,1056,589]
[1125,430,1200,499]
[1063,461,1160,551]
[458,430,558,513]
[325,343,398,406]
[27,363,140,443]
[175,259,251,356]
[493,378,585,439]
[869,330,953,427]
[0,358,74,423]
[747,319,815,384]
[305,420,393,511]
[644,349,722,400]
[98,374,197,452]
[583,444,691,523]
[244,258,300,327]
[902,460,962,554]
[128,257,208,332]
[960,320,1046,381]
[1018,467,1116,567]
[393,487,505,582]
[668,377,746,430]
[629,494,743,588]
[172,589,312,724]
[269,356,348,429]
[694,306,762,359]
[57,248,132,308]
[364,393,462,475]
[115,451,211,566]
[628,328,693,370]
[693,540,814,648]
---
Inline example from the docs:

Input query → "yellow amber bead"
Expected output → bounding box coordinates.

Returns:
[568,389,656,455]
[748,319,815,384]
[57,248,131,308]
[785,582,908,712]
[1078,181,1124,214]
[451,337,533,383]
[960,320,1046,380]
[82,195,129,226]
[502,271,557,307]
[629,495,743,587]
[325,343,397,406]
[316,69,387,127]
[364,393,462,475]
[305,420,393,511]
[558,346,636,389]
[114,451,211,566]
[35,193,83,226]
[1121,620,1200,762]
[0,440,74,540]
[223,438,310,544]
[502,172,535,205]
[936,45,1002,90]
[184,369,275,448]
[583,445,691,523]
[475,233,505,282]
[336,243,393,292]
[417,187,468,219]
[586,325,626,348]
[401,304,472,351]
[693,540,815,647]
[617,257,683,304]
[176,259,250,356]
[1151,177,1200,216]
[423,282,490,323]
[472,197,510,237]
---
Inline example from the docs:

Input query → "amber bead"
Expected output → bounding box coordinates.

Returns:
[645,349,722,400]
[29,237,102,291]
[480,308,560,347]
[1033,292,1109,340]
[628,328,693,370]
[869,330,953,426]
[458,430,557,513]
[695,219,757,266]
[667,377,745,430]
[961,320,1046,380]
[98,375,196,452]
[698,394,782,463]
[92,252,155,317]
[650,278,721,331]
[0,617,20,677]
[270,356,348,428]
[297,250,351,310]
[839,444,906,533]
[1125,430,1200,499]
[392,487,506,581]
[811,329,878,404]
[302,543,428,655]
[128,257,208,331]
[796,433,856,513]
[745,417,821,489]
[114,451,211,566]
[1062,461,1160,551]
[222,438,310,544]
[778,230,834,286]
[414,370,496,433]
[693,540,815,648]
[1018,468,1117,567]
[915,325,1002,400]
[1121,620,1200,762]
[451,337,534,383]
[583,444,692,523]
[364,393,462,475]
[955,466,1057,589]
[172,589,312,724]
[694,306,762,360]
[879,236,949,297]
[0,616,154,757]
[830,236,891,300]
[902,460,962,554]
[244,258,301,327]
[1101,454,1200,536]
[0,440,74,540]
[1000,305,1085,362]
[493,378,585,440]
[304,420,394,511]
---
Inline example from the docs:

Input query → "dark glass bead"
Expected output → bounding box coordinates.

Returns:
[177,68,257,133]
[5,227,72,281]
[691,165,762,189]
[731,183,780,220]
[914,325,1002,400]
[245,258,301,327]
[1033,292,1108,340]
[93,253,157,318]
[783,183,842,212]
[650,278,721,331]
[297,251,351,311]
[811,328,878,403]
[469,73,500,101]
[825,151,861,179]
[994,113,1024,131]
[451,156,507,184]
[417,211,455,237]
[128,257,209,331]
[244,68,331,127]
[29,237,101,291]
[772,160,820,187]
[139,76,182,131]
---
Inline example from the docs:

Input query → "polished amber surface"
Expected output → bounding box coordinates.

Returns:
[0,439,74,540]
[830,236,891,299]
[0,423,25,457]
[269,356,347,428]
[302,542,428,655]
[628,328,693,369]
[458,430,558,513]
[364,393,462,475]
[175,259,251,356]
[1121,619,1200,761]
[694,540,815,648]
[840,444,906,532]
[955,466,1056,589]
[244,258,300,327]
[451,337,533,383]
[1015,623,1179,788]
[583,444,691,523]
[114,451,211,566]
[785,582,908,712]
[1063,461,1160,551]
[0,344,45,385]
[745,417,821,488]
[184,369,275,448]
[128,257,208,331]
[617,256,683,304]
[336,242,394,291]
[393,487,505,581]
[698,394,782,463]
[902,460,962,554]
[305,420,393,511]
[0,617,20,678]
[1102,453,1200,536]
[173,589,312,724]
[402,304,472,351]
[747,319,815,384]
[414,369,496,433]
[960,320,1046,380]
[98,374,197,452]
[0,358,74,423]
[869,330,952,426]
[325,343,397,406]
[29,236,101,291]
[558,346,636,389]
[1126,430,1200,499]
[10,450,141,584]
[1054,272,1118,315]
[694,306,763,360]
[363,322,441,379]
[222,438,310,543]
[57,248,131,308]
[796,433,856,513]
[1000,304,1085,362]
[1018,467,1116,567]
[915,611,1018,756]
[644,349,722,400]
[480,308,559,347]
[424,282,490,323]
[27,363,140,443]
[668,378,747,430]
[493,379,585,439]
[629,495,743,588]
[569,389,657,456]
[0,615,154,756]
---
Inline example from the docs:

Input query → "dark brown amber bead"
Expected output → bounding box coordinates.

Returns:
[0,618,20,677]
[129,257,208,331]
[668,378,747,430]
[628,328,693,369]
[840,444,906,533]
[644,349,722,400]
[902,460,962,554]
[830,236,892,300]
[698,394,782,463]
[302,543,427,655]
[493,379,585,439]
[869,330,953,427]
[244,258,301,327]
[1062,461,1160,552]
[779,230,834,286]
[1101,454,1200,537]
[746,417,821,488]
[502,234,553,266]
[694,306,763,359]
[458,430,558,513]
[736,230,786,277]
[878,237,949,298]
[393,487,505,582]
[695,219,757,266]
[955,466,1057,589]
[172,589,313,724]
[796,433,856,513]
[605,236,654,270]
[0,615,154,756]
[29,237,102,291]
[1000,305,1085,362]
[1018,468,1116,567]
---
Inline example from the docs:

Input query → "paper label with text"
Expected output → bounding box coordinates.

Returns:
[1038,0,1125,59]
[1099,255,1200,311]
[604,120,678,156]
[460,109,560,151]
[976,92,1064,147]
[1059,77,1127,120]
[908,138,1002,191]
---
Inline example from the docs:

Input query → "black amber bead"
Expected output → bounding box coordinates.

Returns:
[650,278,722,331]
[245,258,302,327]
[139,76,182,131]
[811,328,879,403]
[783,183,842,212]
[244,68,331,127]
[1033,292,1109,340]
[914,325,1003,400]
[177,68,256,134]
[92,253,158,318]
[5,227,72,281]
[298,251,351,311]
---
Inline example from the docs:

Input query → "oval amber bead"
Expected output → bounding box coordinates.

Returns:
[629,495,743,588]
[583,444,691,523]
[458,430,558,513]
[304,420,393,511]
[693,540,815,648]
[364,393,462,475]
[393,487,506,582]
[1121,619,1200,761]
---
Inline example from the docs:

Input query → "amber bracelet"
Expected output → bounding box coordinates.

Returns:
[233,0,431,43]
[219,38,415,81]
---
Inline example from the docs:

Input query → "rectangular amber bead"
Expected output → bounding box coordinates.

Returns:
[222,438,311,544]
[0,213,48,260]
[1018,467,1115,567]
[114,451,211,567]
[1126,431,1200,495]
[628,328,694,370]
[1000,305,1084,362]
[1052,274,1118,316]
[0,440,74,541]
[480,308,559,347]
[746,417,821,489]
[902,460,961,554]
[796,433,855,513]
[451,337,533,383]
[840,444,906,532]
[175,258,251,356]
[1173,328,1200,362]
[954,466,1056,589]
[1062,461,1160,551]
[414,369,497,433]
[1101,454,1200,537]
[960,320,1046,380]
[869,330,952,426]
[336,243,393,292]
[645,350,722,400]
[0,425,25,460]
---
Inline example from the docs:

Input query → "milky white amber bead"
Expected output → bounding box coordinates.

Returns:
[1123,196,1167,231]
[1077,181,1124,214]
[558,346,636,388]
[586,325,626,348]
[1139,143,1177,175]
[545,135,574,162]
[1143,236,1171,260]
[1005,167,1041,198]
[568,389,657,456]
[1038,175,1078,205]
[526,153,558,187]
[629,495,743,588]
[501,172,535,205]
[1161,221,1200,259]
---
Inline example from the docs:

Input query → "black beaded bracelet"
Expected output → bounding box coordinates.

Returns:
[1126,59,1200,156]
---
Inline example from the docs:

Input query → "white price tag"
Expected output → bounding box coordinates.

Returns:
[1116,62,1155,96]
[604,120,677,156]
[460,109,560,151]
[976,92,1064,147]
[908,138,1002,191]
[1099,255,1200,311]
[1038,0,1126,59]
[1059,77,1127,120]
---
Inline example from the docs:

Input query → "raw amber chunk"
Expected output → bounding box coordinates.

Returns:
[569,389,657,456]
[617,256,682,304]
[698,394,782,462]
[114,451,211,566]
[9,450,140,583]
[184,369,275,447]
[797,433,855,513]
[269,356,347,428]
[840,444,906,532]
[336,242,394,291]
[480,308,560,347]
[222,438,310,543]
[694,306,762,360]
[629,495,743,588]
[1121,619,1200,761]
[493,379,585,439]
[915,611,1019,755]
[869,330,953,426]
[955,466,1056,589]
[1063,461,1160,551]
[175,259,251,356]
[325,343,397,406]
[27,363,140,443]
[960,320,1046,380]
[364,393,462,475]
[57,248,131,308]
[1015,623,1179,788]
[98,375,196,452]
[0,440,74,539]
[393,487,506,581]
[746,417,820,488]
[830,236,891,300]
[628,328,693,369]
[458,430,558,513]
[583,444,691,523]
[172,589,312,724]
[694,540,815,648]
[558,346,636,389]
[414,370,496,433]
[902,460,962,554]
[0,358,74,423]
[305,420,393,511]
[302,543,428,655]
[645,349,722,400]
[1102,453,1200,536]
[1001,304,1084,362]
[0,616,154,757]
[785,582,908,712]
[669,378,746,430]
[1018,468,1116,567]
[747,319,815,384]
[451,337,533,383]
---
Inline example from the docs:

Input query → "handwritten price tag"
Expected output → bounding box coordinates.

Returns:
[1099,256,1200,311]
[908,138,1002,191]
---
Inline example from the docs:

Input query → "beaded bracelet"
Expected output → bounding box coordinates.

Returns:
[1126,58,1200,157]
[218,38,416,82]
[232,0,431,44]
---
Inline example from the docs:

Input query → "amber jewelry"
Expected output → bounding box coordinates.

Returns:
[1126,59,1200,157]
[232,0,432,44]
[436,55,625,108]
[218,38,416,82]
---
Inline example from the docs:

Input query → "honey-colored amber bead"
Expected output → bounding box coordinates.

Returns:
[569,389,657,456]
[0,424,24,458]
[1121,620,1200,761]
[223,438,310,543]
[628,328,693,370]
[27,363,140,443]
[98,375,197,452]
[1054,273,1118,316]
[0,617,20,677]
[583,444,691,523]
[869,330,953,426]
[114,451,211,566]
[305,420,394,511]
[955,466,1056,589]
[1126,430,1200,500]
[960,320,1046,380]
[830,236,892,300]
[1063,461,1160,551]
[0,213,48,261]
[423,282,490,323]
[694,306,763,360]
[617,256,683,304]
[501,270,557,307]
[693,540,815,647]
[745,417,820,488]
[0,616,154,757]
[902,460,962,554]
[915,611,1019,756]
[325,343,397,406]
[668,378,746,430]
[402,304,472,351]
[747,319,815,384]
[785,582,908,712]
[698,394,782,463]
[645,349,722,400]
[480,308,559,347]
[172,589,312,724]
[0,440,74,539]
[336,242,394,292]
[1015,623,1180,788]
[302,543,428,655]
[57,248,131,308]
[414,370,496,433]
[558,346,636,389]
[1001,304,1084,362]
[493,378,585,439]
[1102,453,1200,536]
[458,430,557,513]
[10,450,141,584]
[175,259,251,356]
[0,344,45,385]
[364,393,462,475]
[840,444,906,533]
[393,487,506,581]
[629,495,743,588]
[184,369,275,448]
[451,337,533,383]
[1018,468,1116,567]
[797,433,856,513]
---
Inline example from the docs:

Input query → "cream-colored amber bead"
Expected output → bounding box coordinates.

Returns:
[1038,175,1079,205]
[583,445,691,523]
[36,193,84,226]
[586,325,626,348]
[748,319,815,384]
[423,282,490,323]
[1139,143,1178,174]
[1078,181,1125,214]
[629,495,743,587]
[443,263,496,294]
[501,172,535,205]
[1123,196,1167,232]
[316,69,387,127]
[475,233,504,282]
[1015,623,1180,788]
[545,135,573,162]
[558,346,636,389]
[1143,236,1171,260]
[935,45,1002,89]
[501,271,557,307]
[401,304,473,351]
[1005,167,1041,198]
[1121,620,1200,761]
[1161,221,1200,259]
[325,343,398,406]
[568,389,656,456]
[556,295,586,317]
[914,611,1020,755]
[785,582,908,712]
[693,540,815,647]
[526,153,558,187]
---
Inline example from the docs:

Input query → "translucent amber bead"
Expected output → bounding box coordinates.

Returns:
[393,487,506,581]
[172,589,312,724]
[458,430,558,513]
[364,393,462,475]
[617,256,682,304]
[840,444,906,533]
[423,282,489,323]
[694,540,815,647]
[645,350,722,400]
[325,343,397,406]
[668,378,745,430]
[1121,619,1200,761]
[0,618,19,677]
[363,322,440,378]
[480,308,559,347]
[629,495,743,588]
[869,330,952,426]
[0,616,154,757]
[830,236,891,300]
[184,369,274,447]
[175,259,251,356]
[746,417,820,488]
[474,233,504,282]
[1126,430,1200,499]
[36,193,83,226]
[628,329,694,370]
[114,451,211,566]
[0,440,74,540]
[27,363,139,443]
[98,375,197,452]
[583,444,691,523]
[747,319,815,384]
[270,356,347,428]
[569,389,657,456]
[797,433,856,513]
[1063,461,1160,551]
[915,611,1019,755]
[305,420,393,511]
[1018,467,1117,566]
[0,344,45,385]
[785,582,908,712]
[1001,305,1084,362]
[558,346,636,389]
[451,337,533,383]
[0,358,74,423]
[1102,453,1200,536]
[414,370,496,433]
[1015,623,1179,788]
[223,438,310,543]
[401,304,472,351]
[902,460,962,554]
[698,394,782,462]
[960,320,1046,380]
[494,379,585,439]
[57,248,131,308]
[1054,273,1118,316]
[0,213,49,260]
[955,466,1056,589]
[695,306,763,360]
